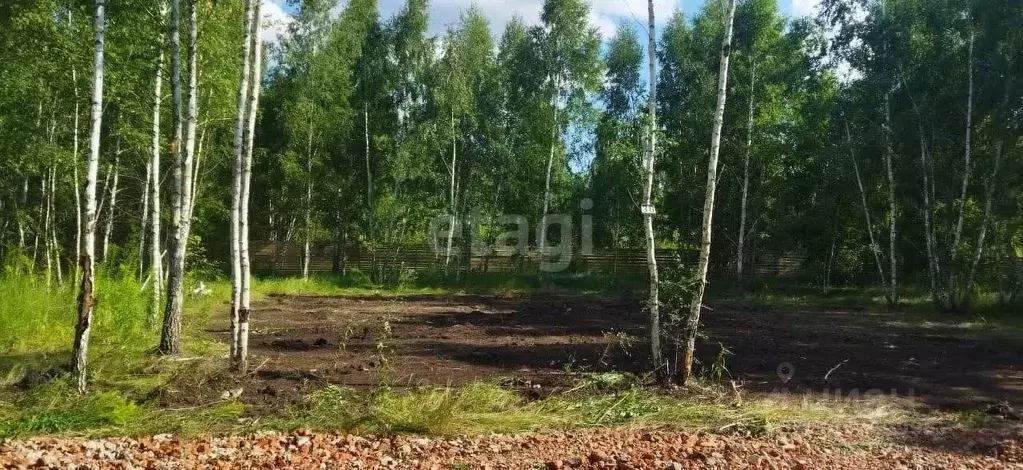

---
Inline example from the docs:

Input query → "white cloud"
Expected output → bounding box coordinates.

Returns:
[376,0,678,40]
[260,0,294,45]
[789,0,818,18]
[263,0,689,50]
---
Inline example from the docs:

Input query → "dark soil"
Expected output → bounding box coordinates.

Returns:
[177,293,1023,411]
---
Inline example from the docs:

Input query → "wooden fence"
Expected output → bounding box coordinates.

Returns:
[250,241,818,279]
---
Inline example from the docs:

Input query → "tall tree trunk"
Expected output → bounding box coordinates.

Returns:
[966,59,1011,297]
[71,0,106,394]
[72,68,82,283]
[149,31,165,327]
[539,80,560,263]
[238,5,262,374]
[139,161,151,281]
[102,152,119,261]
[966,139,1004,296]
[644,0,663,379]
[445,110,457,267]
[736,57,755,284]
[303,125,313,280]
[18,178,27,252]
[918,123,937,299]
[844,118,886,288]
[882,89,898,306]
[49,165,62,285]
[229,0,255,365]
[680,0,736,385]
[902,82,938,301]
[952,30,975,265]
[161,0,196,355]
[44,165,53,288]
[364,105,375,277]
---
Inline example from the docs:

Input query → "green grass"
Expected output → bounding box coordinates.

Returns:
[0,377,900,439]
[0,268,986,440]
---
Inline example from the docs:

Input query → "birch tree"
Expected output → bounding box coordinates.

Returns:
[536,0,601,262]
[230,0,255,365]
[71,0,106,394]
[735,57,755,283]
[642,0,663,378]
[148,9,166,325]
[680,0,736,385]
[238,0,263,373]
[160,0,197,355]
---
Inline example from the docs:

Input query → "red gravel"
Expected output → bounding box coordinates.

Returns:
[3,425,1022,469]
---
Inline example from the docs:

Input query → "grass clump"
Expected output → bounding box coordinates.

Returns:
[366,383,560,435]
[0,380,142,438]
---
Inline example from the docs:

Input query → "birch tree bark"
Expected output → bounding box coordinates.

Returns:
[951,30,975,266]
[72,67,82,283]
[364,105,376,277]
[71,0,106,394]
[238,2,262,374]
[102,152,119,261]
[303,124,313,280]
[445,110,457,267]
[149,29,165,325]
[161,0,197,355]
[229,0,255,364]
[903,81,939,302]
[882,89,898,306]
[966,58,1011,297]
[139,161,150,281]
[736,57,755,283]
[681,0,736,385]
[643,0,663,379]
[539,79,560,263]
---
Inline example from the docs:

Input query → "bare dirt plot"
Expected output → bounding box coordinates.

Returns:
[201,293,1023,410]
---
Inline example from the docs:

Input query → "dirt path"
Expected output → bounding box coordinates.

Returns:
[4,424,1022,469]
[185,294,1023,411]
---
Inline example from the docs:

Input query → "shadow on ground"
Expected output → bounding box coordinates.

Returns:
[204,293,1023,412]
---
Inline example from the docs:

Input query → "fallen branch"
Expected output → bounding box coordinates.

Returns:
[824,359,850,381]
[243,358,271,377]
[729,379,743,406]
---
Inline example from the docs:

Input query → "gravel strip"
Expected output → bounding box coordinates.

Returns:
[3,426,1022,469]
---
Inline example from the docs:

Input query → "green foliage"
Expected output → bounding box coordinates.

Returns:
[0,381,142,438]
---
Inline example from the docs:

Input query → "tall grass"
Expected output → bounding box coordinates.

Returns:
[0,266,229,389]
[0,269,155,354]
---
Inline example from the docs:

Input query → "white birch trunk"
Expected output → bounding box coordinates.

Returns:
[445,110,457,267]
[238,6,262,374]
[966,66,1010,297]
[681,0,736,385]
[643,0,663,378]
[161,0,196,355]
[139,161,151,281]
[883,90,898,305]
[44,165,53,288]
[844,118,886,288]
[149,30,165,326]
[229,0,255,365]
[966,139,1003,295]
[539,81,559,261]
[737,57,755,283]
[72,68,82,283]
[364,105,375,276]
[72,0,106,394]
[49,165,62,285]
[952,30,975,263]
[102,153,119,260]
[303,125,313,280]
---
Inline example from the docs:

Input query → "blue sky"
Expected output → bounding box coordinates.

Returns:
[261,0,819,45]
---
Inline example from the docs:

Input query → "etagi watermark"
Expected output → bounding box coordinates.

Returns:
[770,362,915,401]
[428,199,595,272]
